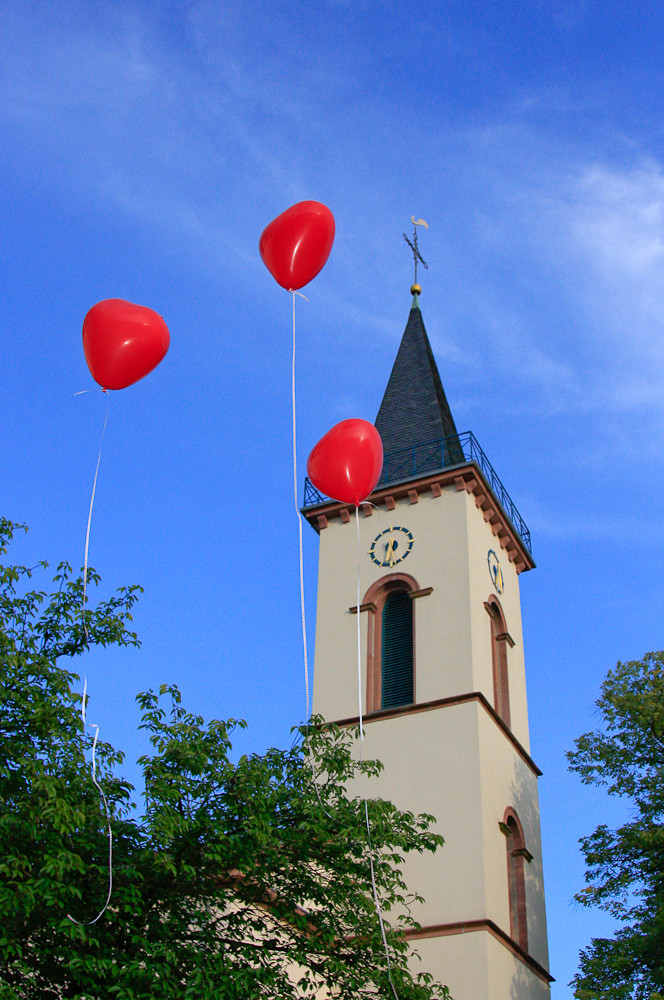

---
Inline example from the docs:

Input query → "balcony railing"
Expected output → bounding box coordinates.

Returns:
[303,430,532,555]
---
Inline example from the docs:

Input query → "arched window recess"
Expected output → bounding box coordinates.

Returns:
[484,597,515,648]
[484,597,513,728]
[351,573,432,714]
[499,807,531,952]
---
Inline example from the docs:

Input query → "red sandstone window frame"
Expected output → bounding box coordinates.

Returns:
[362,573,420,714]
[502,806,529,952]
[485,596,512,729]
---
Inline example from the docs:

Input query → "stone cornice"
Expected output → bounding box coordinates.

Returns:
[302,461,534,574]
[404,918,554,984]
[327,690,542,777]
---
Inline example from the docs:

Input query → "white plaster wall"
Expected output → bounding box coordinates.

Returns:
[312,484,533,735]
[412,933,489,1000]
[310,474,550,997]
[464,488,531,750]
[413,931,550,1000]
[485,933,552,1000]
[313,486,481,721]
[350,703,487,927]
[344,700,548,974]
[476,710,550,971]
[312,511,370,721]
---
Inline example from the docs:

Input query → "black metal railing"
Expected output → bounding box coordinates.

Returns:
[303,430,532,555]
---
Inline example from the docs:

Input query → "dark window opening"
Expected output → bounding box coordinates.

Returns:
[382,590,413,708]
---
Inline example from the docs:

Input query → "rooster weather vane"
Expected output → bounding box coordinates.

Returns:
[403,216,429,289]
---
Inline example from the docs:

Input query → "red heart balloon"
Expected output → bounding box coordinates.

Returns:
[307,419,383,507]
[82,299,170,391]
[259,201,335,290]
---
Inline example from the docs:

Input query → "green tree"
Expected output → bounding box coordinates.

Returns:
[567,651,664,1000]
[0,518,450,1000]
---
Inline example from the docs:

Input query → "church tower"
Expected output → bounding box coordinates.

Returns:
[302,284,552,998]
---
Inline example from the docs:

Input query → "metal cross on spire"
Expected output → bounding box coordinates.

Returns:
[403,216,429,292]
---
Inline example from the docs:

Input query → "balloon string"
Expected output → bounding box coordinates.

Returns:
[289,290,334,827]
[67,679,114,926]
[356,506,364,741]
[289,294,396,993]
[365,797,400,1000]
[82,395,110,641]
[355,505,400,999]
[291,290,310,726]
[67,393,113,925]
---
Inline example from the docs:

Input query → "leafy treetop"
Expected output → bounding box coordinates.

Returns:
[0,517,450,1000]
[568,651,664,1000]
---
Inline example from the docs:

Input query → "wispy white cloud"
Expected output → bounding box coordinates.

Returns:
[566,160,664,323]
[3,2,664,449]
[416,124,664,427]
[521,491,664,544]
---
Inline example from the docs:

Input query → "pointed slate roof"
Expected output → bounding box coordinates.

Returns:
[375,294,461,462]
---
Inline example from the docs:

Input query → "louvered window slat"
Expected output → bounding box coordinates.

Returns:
[382,591,413,708]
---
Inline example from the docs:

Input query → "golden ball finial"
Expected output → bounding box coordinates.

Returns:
[411,283,421,296]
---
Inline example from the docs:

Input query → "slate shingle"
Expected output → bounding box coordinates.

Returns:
[375,296,461,461]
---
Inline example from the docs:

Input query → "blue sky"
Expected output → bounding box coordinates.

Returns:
[2,1,664,994]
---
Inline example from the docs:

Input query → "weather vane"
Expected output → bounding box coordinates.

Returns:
[403,216,429,292]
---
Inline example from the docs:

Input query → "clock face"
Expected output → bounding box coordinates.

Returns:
[369,526,414,568]
[488,549,504,594]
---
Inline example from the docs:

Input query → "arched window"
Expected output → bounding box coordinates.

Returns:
[485,597,512,728]
[362,573,422,713]
[501,807,530,951]
[382,590,413,708]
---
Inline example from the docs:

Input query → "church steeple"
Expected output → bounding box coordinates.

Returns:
[304,234,551,996]
[375,292,460,458]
